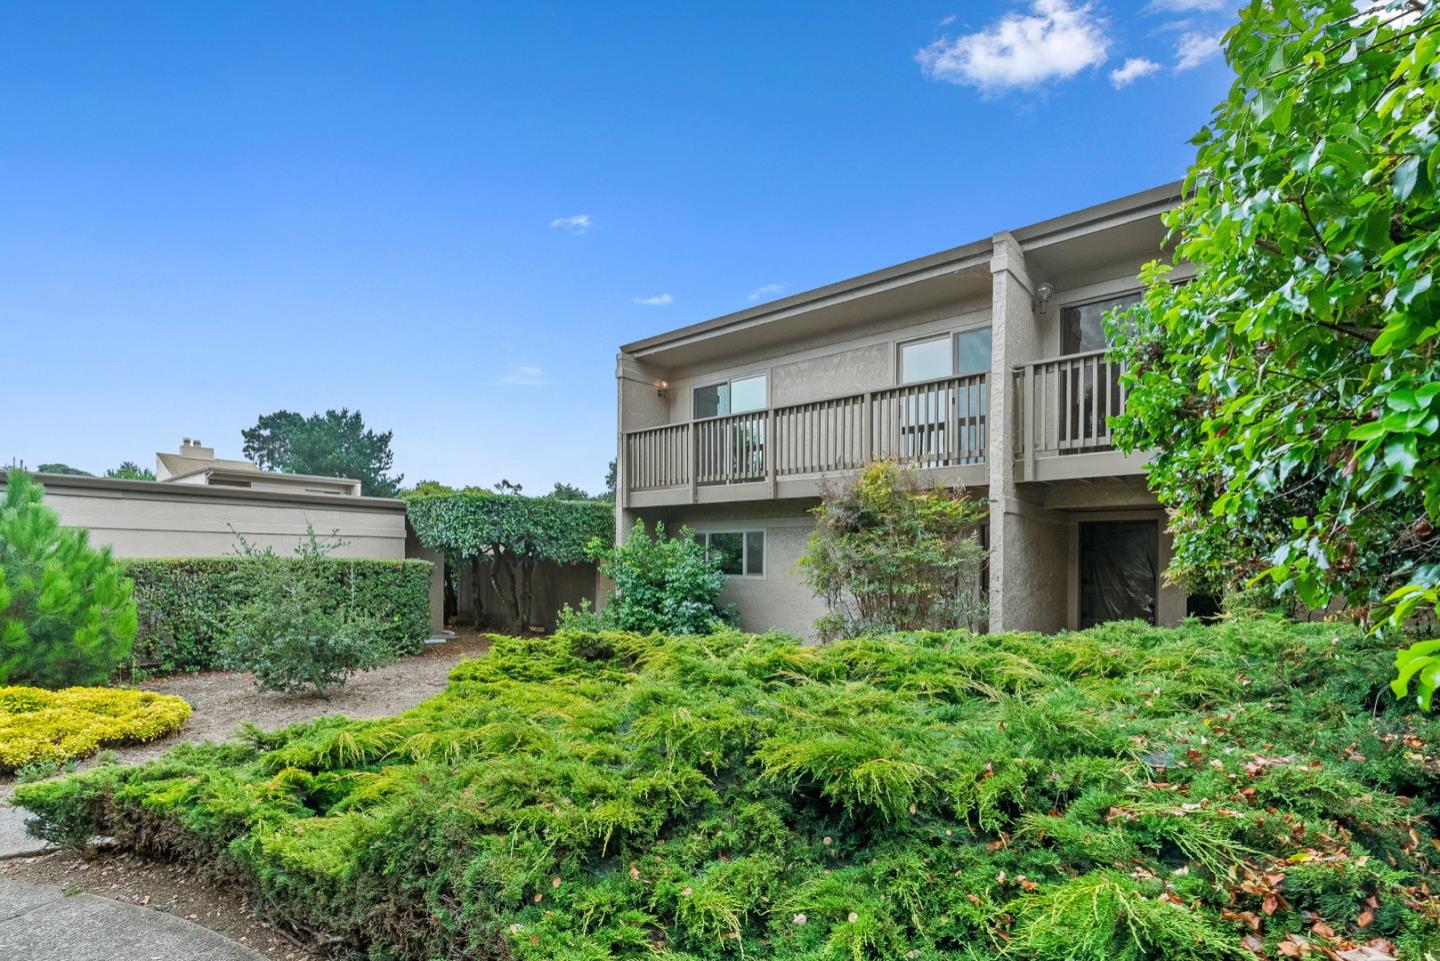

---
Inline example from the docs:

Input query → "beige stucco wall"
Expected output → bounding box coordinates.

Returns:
[628,501,825,639]
[28,474,409,560]
[626,298,993,431]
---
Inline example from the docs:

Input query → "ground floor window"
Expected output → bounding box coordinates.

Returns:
[700,530,765,577]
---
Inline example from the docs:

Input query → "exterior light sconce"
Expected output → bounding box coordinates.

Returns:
[1034,282,1054,314]
[656,381,668,398]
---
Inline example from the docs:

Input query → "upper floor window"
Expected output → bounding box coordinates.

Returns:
[899,327,992,384]
[956,328,992,375]
[1061,293,1141,355]
[900,336,951,384]
[694,373,767,419]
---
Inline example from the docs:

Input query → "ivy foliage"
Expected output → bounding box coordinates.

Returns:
[1107,2,1440,703]
[404,487,613,627]
[19,619,1440,961]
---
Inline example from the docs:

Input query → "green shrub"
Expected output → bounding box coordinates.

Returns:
[799,460,988,641]
[218,530,404,697]
[125,554,431,674]
[18,618,1440,960]
[0,684,190,770]
[0,471,137,687]
[566,520,732,634]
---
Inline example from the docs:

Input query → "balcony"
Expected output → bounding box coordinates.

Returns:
[1013,349,1150,482]
[623,374,989,506]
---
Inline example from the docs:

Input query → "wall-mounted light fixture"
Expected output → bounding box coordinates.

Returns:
[656,380,668,398]
[1033,282,1054,314]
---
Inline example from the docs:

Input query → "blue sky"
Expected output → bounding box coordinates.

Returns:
[0,1,1236,494]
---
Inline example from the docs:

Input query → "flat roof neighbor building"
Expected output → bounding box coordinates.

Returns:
[10,438,444,630]
[615,182,1197,638]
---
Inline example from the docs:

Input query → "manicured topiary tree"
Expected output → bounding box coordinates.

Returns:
[0,471,138,687]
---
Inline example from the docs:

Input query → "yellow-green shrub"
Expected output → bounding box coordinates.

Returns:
[0,685,191,771]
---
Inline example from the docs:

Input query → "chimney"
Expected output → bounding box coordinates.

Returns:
[178,438,215,459]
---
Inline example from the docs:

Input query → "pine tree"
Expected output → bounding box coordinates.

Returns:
[0,471,137,687]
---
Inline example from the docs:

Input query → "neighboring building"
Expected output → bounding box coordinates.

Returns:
[156,438,363,496]
[615,182,1200,638]
[11,438,444,630]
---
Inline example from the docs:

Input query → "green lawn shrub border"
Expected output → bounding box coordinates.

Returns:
[18,618,1440,960]
[124,557,432,674]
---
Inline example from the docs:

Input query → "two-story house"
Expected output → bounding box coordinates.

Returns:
[614,182,1201,638]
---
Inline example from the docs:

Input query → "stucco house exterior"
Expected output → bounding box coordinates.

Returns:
[615,182,1200,638]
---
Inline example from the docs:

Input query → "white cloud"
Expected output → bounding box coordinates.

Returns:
[748,283,786,303]
[1174,30,1224,71]
[633,293,674,306]
[549,214,592,234]
[915,0,1110,93]
[1145,0,1227,11]
[1109,57,1161,88]
[500,364,551,386]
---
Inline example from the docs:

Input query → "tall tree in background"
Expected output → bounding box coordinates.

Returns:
[105,461,155,481]
[547,482,591,500]
[601,459,617,502]
[1108,2,1440,703]
[35,464,91,476]
[241,409,402,497]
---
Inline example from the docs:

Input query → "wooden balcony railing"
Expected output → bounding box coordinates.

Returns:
[623,423,689,492]
[1014,349,1127,473]
[624,373,988,494]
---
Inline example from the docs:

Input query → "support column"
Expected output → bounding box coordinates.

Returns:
[987,232,1070,633]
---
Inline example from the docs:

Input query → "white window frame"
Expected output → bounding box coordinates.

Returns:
[700,529,766,579]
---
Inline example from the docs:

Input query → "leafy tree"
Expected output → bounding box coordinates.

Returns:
[220,527,395,698]
[241,408,402,497]
[404,490,613,630]
[546,482,591,500]
[35,464,91,476]
[601,459,617,502]
[575,520,732,634]
[0,471,137,687]
[798,460,988,641]
[1107,2,1440,703]
[105,461,155,481]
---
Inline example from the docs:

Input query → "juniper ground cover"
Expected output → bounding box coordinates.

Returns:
[16,619,1440,960]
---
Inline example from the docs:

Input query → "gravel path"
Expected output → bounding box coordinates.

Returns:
[1,632,493,960]
[1,631,492,802]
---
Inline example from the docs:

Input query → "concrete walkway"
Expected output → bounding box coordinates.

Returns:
[0,802,51,860]
[0,877,267,961]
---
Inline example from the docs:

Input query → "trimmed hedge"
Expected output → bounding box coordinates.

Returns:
[18,619,1440,960]
[0,685,191,771]
[124,557,432,673]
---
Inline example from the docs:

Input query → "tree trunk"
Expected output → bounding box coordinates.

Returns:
[488,546,525,631]
[469,554,486,629]
[518,556,536,632]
